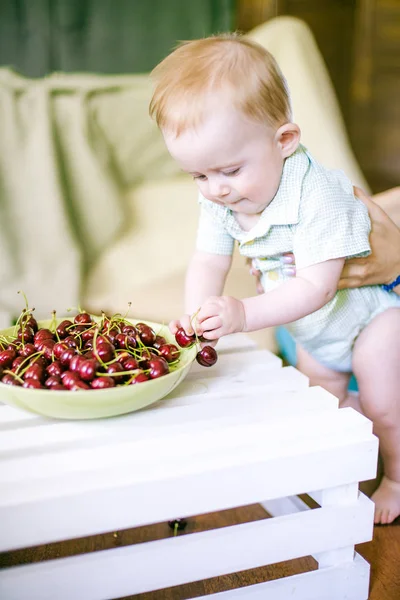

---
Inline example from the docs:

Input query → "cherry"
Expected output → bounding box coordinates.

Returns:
[69,354,86,373]
[148,357,169,379]
[56,319,73,339]
[61,370,80,389]
[46,361,63,378]
[18,343,37,358]
[107,362,125,380]
[12,356,25,371]
[64,335,79,349]
[2,373,21,386]
[17,325,34,343]
[33,329,53,345]
[74,312,92,326]
[37,339,56,361]
[114,333,136,350]
[130,372,149,384]
[21,314,38,332]
[0,349,17,368]
[79,358,100,382]
[81,328,95,343]
[59,348,77,368]
[196,345,218,367]
[45,375,62,388]
[91,376,115,389]
[71,380,90,391]
[122,356,139,371]
[24,364,45,383]
[136,323,156,346]
[159,344,180,363]
[175,328,195,348]
[23,378,43,389]
[153,335,167,350]
[121,325,137,336]
[52,384,67,390]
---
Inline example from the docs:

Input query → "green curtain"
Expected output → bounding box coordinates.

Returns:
[0,0,236,77]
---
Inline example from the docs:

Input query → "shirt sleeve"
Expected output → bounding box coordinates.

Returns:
[293,170,371,270]
[195,200,235,256]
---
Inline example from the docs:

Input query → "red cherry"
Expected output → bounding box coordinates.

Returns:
[0,349,17,368]
[17,325,34,343]
[79,358,100,382]
[159,343,180,363]
[12,356,25,371]
[107,362,125,380]
[91,376,115,389]
[74,312,92,326]
[23,378,43,389]
[45,375,61,388]
[114,333,137,350]
[123,357,139,371]
[60,370,80,389]
[24,364,45,383]
[34,329,53,346]
[56,319,73,339]
[175,328,195,348]
[46,361,63,378]
[69,354,86,373]
[18,343,37,358]
[71,380,90,390]
[148,357,169,379]
[37,339,55,361]
[136,323,156,346]
[21,315,38,332]
[153,335,167,350]
[59,348,77,368]
[196,346,218,367]
[130,372,149,384]
[1,373,22,386]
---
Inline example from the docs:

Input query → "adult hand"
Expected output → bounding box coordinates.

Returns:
[338,187,400,294]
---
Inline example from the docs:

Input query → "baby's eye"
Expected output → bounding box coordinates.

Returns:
[223,168,240,176]
[193,174,207,181]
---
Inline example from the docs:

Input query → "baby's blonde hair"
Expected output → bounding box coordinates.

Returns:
[149,33,292,135]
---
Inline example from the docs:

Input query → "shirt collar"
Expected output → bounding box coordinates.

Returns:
[258,144,310,228]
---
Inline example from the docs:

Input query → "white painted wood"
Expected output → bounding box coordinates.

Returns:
[0,439,377,550]
[187,348,281,377]
[0,387,339,454]
[0,336,376,599]
[186,553,370,600]
[166,366,309,404]
[213,332,258,353]
[0,408,374,486]
[0,498,373,599]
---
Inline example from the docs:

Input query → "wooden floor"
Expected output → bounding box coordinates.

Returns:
[1,501,399,599]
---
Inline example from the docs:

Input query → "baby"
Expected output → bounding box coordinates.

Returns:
[150,34,400,525]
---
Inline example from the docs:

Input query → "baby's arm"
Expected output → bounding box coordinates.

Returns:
[169,250,232,335]
[196,256,344,339]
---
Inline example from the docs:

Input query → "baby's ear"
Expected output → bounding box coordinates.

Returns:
[276,123,301,158]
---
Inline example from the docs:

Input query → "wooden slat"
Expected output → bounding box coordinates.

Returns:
[0,387,338,454]
[0,497,373,599]
[191,553,370,600]
[0,428,377,550]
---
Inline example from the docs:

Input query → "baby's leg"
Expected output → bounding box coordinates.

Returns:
[296,344,351,404]
[352,307,400,525]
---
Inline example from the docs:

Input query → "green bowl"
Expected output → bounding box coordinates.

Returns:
[0,318,197,420]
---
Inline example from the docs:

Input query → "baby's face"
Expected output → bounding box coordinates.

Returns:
[163,104,286,215]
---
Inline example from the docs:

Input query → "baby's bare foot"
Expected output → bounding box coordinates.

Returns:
[371,476,400,524]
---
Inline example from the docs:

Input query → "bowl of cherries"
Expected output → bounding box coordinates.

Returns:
[0,308,216,420]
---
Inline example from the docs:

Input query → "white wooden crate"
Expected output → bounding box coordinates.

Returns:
[0,334,378,599]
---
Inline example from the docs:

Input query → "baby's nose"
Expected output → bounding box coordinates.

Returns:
[209,179,230,198]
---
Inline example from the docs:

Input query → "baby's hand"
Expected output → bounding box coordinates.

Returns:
[196,296,246,340]
[169,314,196,337]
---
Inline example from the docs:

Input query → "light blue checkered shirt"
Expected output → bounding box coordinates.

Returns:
[195,144,400,371]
